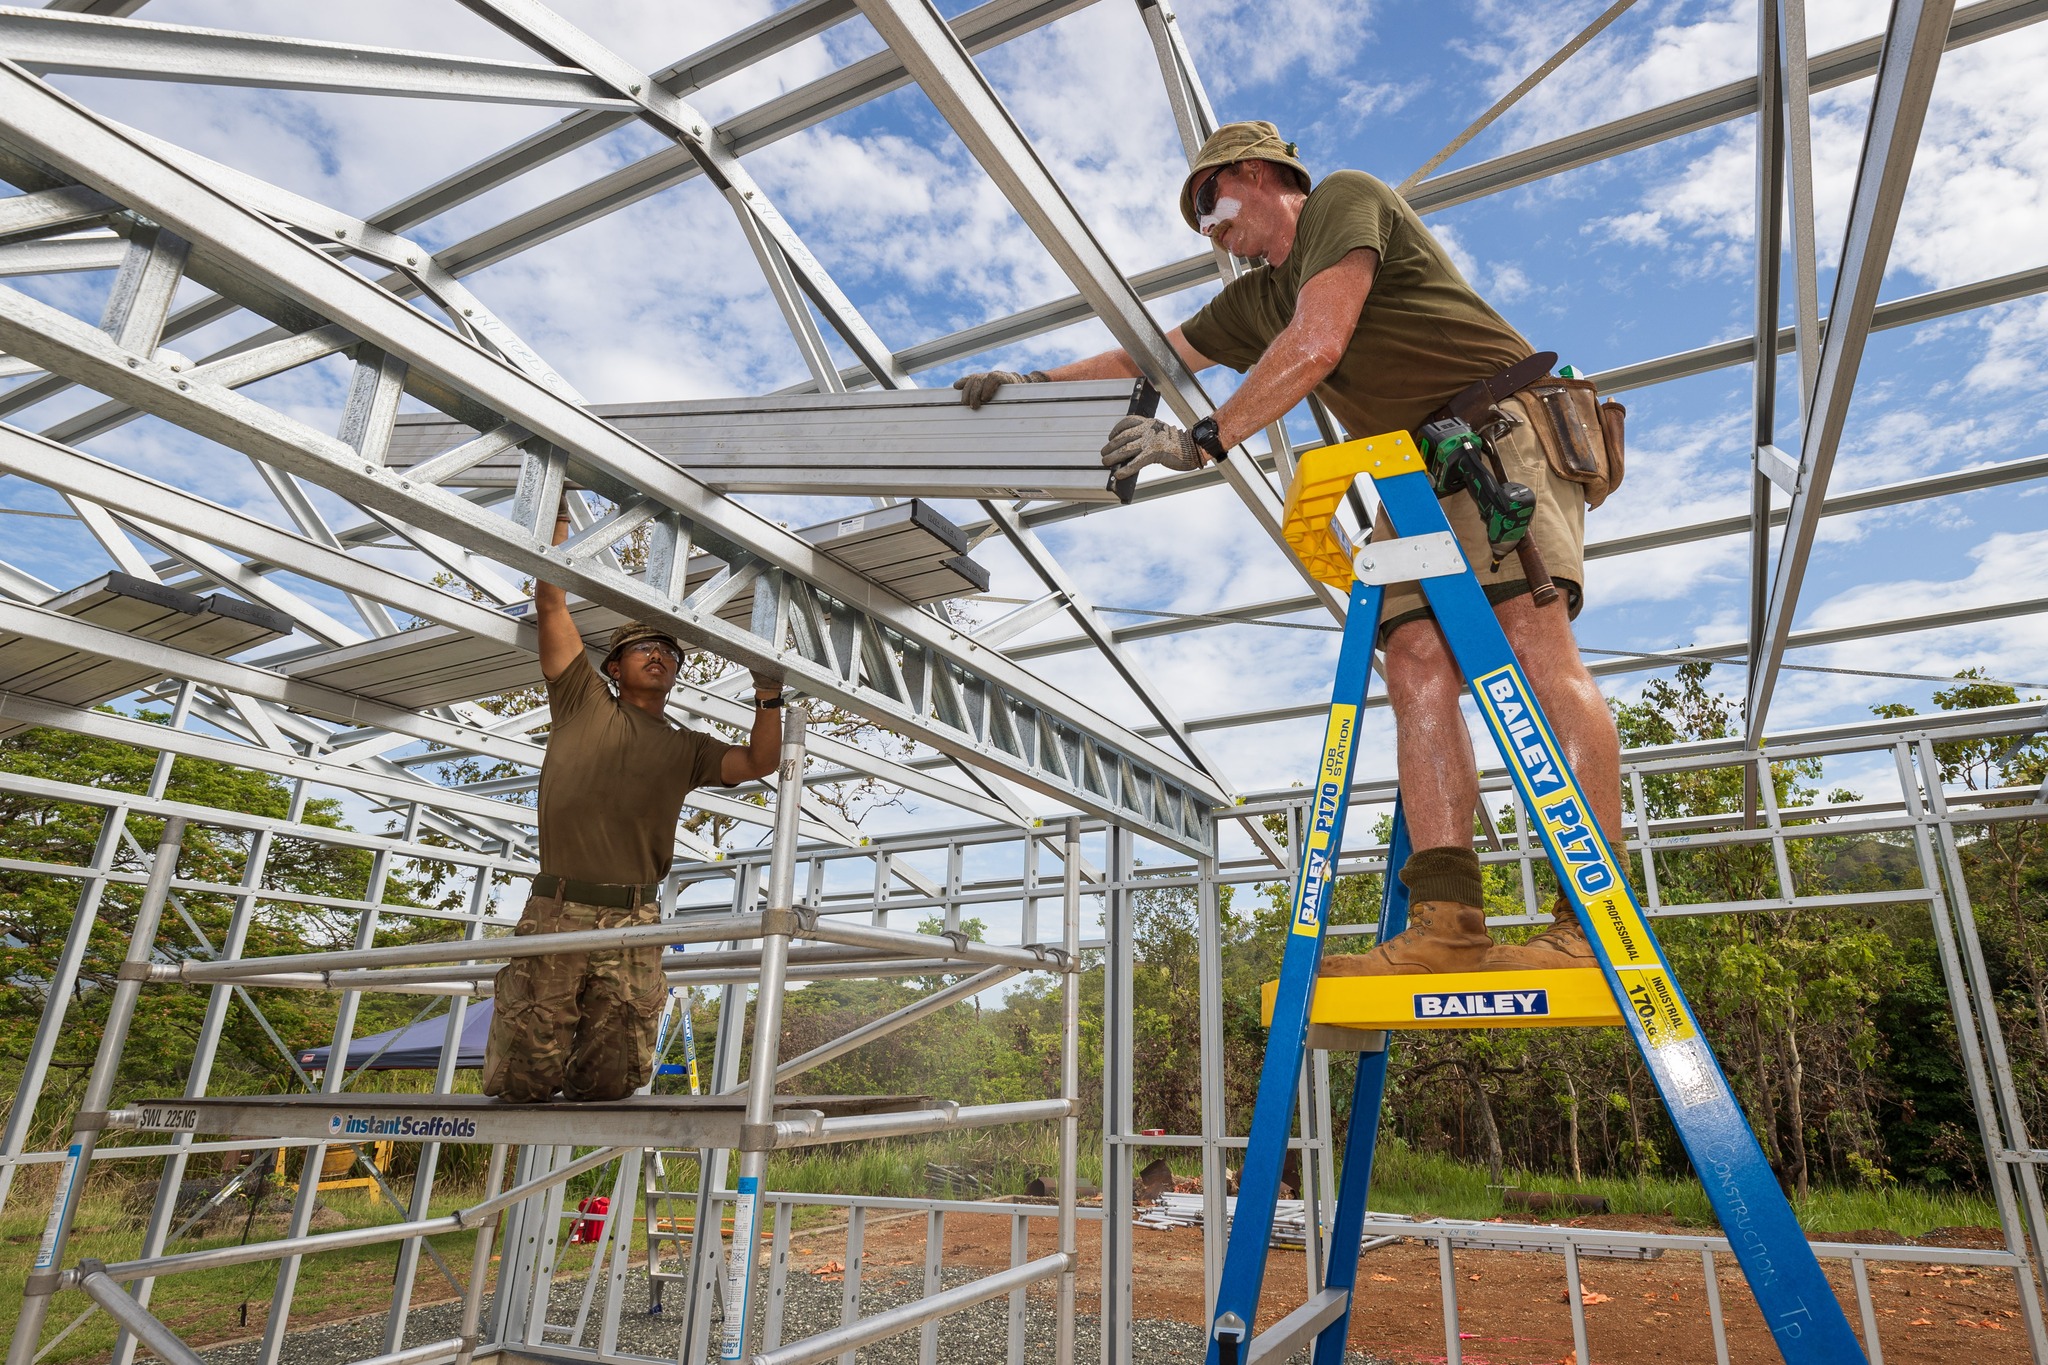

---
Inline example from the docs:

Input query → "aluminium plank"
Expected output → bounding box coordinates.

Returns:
[0,572,290,737]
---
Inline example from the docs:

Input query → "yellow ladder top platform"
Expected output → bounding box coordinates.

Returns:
[1279,431,1426,588]
[1261,968,1625,1032]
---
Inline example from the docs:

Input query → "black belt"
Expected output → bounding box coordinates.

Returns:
[533,874,659,909]
[1434,351,1558,428]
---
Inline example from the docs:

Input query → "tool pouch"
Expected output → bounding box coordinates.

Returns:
[1517,378,1625,510]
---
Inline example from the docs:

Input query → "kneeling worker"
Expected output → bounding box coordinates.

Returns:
[484,503,783,1101]
[955,122,1625,976]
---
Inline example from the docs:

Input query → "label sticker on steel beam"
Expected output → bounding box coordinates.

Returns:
[34,1143,83,1269]
[136,1105,198,1131]
[720,1175,761,1360]
[1292,704,1357,937]
[326,1111,479,1139]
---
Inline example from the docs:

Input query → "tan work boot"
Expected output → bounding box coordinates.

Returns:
[1319,846,1551,977]
[1321,897,1496,976]
[1488,895,1598,969]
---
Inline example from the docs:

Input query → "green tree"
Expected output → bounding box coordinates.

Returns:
[0,714,443,1158]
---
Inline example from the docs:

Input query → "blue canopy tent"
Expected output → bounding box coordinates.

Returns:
[299,1000,493,1072]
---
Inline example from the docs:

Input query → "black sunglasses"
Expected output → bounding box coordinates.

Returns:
[1193,166,1228,219]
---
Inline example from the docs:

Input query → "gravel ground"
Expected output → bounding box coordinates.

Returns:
[200,1265,1387,1365]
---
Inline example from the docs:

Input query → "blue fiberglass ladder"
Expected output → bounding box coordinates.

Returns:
[1204,433,1867,1365]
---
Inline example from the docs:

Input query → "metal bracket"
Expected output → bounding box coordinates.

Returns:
[743,1108,825,1151]
[115,960,153,981]
[72,1109,109,1132]
[759,906,812,938]
[1033,945,1073,973]
[1755,442,1801,495]
[25,1270,63,1296]
[1350,531,1463,586]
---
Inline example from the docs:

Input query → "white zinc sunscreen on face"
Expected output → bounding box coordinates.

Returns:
[1197,196,1242,236]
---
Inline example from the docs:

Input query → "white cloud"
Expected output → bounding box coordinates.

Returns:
[1338,79,1419,125]
[1488,261,1537,302]
[1581,24,2048,295]
[1964,296,2048,393]
[1456,0,1758,147]
[1807,527,2048,630]
[1178,0,1380,94]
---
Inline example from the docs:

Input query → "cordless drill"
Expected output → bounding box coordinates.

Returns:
[1413,415,1535,570]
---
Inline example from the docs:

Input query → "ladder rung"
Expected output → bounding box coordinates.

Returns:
[1247,1287,1349,1364]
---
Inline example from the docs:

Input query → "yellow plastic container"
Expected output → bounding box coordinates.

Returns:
[1261,967,1624,1031]
[1279,432,1426,587]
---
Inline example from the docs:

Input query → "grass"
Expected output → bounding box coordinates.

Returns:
[649,1130,1105,1231]
[1359,1139,2002,1235]
[2,1139,2003,1362]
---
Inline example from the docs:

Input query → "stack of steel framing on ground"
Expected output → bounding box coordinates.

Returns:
[0,0,2045,1363]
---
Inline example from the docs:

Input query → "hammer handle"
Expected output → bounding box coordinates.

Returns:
[1516,538,1559,608]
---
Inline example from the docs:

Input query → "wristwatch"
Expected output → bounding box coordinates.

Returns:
[757,694,786,709]
[1189,415,1229,464]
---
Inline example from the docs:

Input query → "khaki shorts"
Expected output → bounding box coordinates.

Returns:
[1372,392,1587,641]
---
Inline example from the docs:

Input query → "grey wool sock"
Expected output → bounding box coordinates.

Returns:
[1399,846,1483,908]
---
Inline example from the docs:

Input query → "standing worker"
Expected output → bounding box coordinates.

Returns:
[955,122,1625,976]
[483,502,784,1101]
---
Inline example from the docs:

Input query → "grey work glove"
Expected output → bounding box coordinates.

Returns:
[953,369,1049,410]
[1099,415,1204,482]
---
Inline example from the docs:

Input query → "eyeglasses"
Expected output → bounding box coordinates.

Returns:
[622,640,680,664]
[1193,165,1229,219]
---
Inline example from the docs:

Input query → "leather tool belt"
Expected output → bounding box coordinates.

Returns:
[1431,351,1559,430]
[533,873,659,909]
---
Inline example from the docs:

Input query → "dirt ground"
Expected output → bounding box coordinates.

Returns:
[786,1207,2032,1364]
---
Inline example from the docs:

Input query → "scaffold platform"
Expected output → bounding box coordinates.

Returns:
[109,1092,932,1149]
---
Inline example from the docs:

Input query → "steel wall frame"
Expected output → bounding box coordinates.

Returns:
[0,0,2045,1361]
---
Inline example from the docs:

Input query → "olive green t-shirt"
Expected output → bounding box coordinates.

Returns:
[536,654,727,885]
[1181,170,1531,437]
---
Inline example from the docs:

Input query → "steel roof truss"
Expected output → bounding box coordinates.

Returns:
[0,290,1217,853]
[1746,0,1956,742]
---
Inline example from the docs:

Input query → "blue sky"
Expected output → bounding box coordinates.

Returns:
[4,0,2046,873]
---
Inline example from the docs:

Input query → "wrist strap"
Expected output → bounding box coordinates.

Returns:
[757,695,786,709]
[1191,415,1228,463]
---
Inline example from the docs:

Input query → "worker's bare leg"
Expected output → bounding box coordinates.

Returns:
[1321,615,1510,975]
[1495,592,1623,849]
[1324,593,1619,977]
[1383,616,1478,851]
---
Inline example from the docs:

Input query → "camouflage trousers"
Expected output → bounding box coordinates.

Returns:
[482,893,665,1103]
